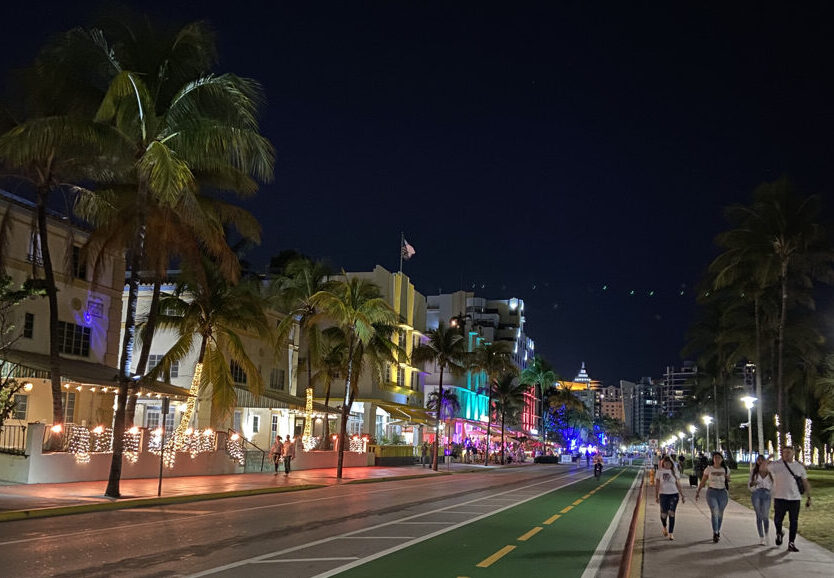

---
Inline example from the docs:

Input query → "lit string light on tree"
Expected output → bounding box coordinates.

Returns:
[90,425,113,453]
[302,388,315,451]
[69,425,90,464]
[226,432,245,465]
[804,418,812,466]
[123,426,140,463]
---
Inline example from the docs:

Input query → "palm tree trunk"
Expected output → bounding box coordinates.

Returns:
[754,296,764,454]
[433,366,444,471]
[322,379,332,450]
[127,278,162,428]
[336,332,356,479]
[485,379,493,465]
[776,265,788,436]
[106,186,148,498]
[501,410,505,465]
[35,185,64,445]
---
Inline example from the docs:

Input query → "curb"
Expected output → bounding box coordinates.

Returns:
[0,483,325,523]
[345,472,452,484]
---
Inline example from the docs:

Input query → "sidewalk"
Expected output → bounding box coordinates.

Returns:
[641,479,834,577]
[0,460,534,519]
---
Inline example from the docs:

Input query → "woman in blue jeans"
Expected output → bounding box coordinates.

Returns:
[748,455,773,545]
[695,452,730,542]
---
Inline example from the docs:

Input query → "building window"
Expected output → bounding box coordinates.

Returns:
[71,245,87,280]
[398,366,406,386]
[147,355,178,379]
[271,414,279,436]
[23,313,34,339]
[12,394,28,420]
[57,321,90,357]
[63,392,76,423]
[252,415,260,434]
[347,412,363,436]
[146,411,160,430]
[269,368,285,391]
[233,411,242,433]
[230,361,247,385]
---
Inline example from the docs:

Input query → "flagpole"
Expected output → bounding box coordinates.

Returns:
[399,231,404,273]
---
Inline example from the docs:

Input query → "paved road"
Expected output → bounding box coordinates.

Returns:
[0,464,633,577]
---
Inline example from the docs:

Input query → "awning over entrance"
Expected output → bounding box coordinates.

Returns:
[235,387,339,414]
[374,402,433,426]
[1,348,189,398]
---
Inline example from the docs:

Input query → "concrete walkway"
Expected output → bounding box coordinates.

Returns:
[0,460,534,515]
[641,480,834,577]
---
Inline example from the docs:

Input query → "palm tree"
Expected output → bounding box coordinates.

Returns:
[311,275,398,478]
[310,327,347,449]
[147,258,272,437]
[426,388,461,460]
[271,258,331,446]
[74,20,274,498]
[492,372,526,464]
[469,341,516,464]
[715,179,834,437]
[520,356,558,443]
[0,64,120,435]
[411,321,467,470]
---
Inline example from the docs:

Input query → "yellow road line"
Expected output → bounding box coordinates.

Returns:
[583,493,592,499]
[518,526,543,541]
[543,513,561,525]
[476,545,516,568]
[572,499,583,506]
[560,505,573,513]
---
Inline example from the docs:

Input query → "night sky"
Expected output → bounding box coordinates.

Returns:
[4,2,834,385]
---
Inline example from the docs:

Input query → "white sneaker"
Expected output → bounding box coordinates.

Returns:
[669,534,675,541]
[759,536,766,545]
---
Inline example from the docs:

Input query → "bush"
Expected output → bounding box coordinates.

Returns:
[534,455,561,464]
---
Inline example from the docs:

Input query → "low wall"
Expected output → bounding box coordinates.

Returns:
[3,424,374,484]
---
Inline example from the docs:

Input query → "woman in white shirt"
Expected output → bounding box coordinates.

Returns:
[695,452,730,542]
[748,455,773,545]
[655,455,686,540]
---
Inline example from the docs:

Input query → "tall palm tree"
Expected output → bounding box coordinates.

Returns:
[310,327,347,449]
[73,20,274,498]
[411,321,467,470]
[492,372,526,464]
[0,72,121,435]
[311,275,398,478]
[716,179,834,437]
[426,388,461,459]
[469,341,516,464]
[147,258,272,436]
[271,258,331,445]
[520,356,558,443]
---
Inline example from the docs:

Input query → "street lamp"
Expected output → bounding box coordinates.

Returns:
[678,431,685,454]
[702,415,713,453]
[688,424,696,461]
[741,396,757,471]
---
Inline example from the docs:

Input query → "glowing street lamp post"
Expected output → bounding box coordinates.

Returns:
[688,424,696,462]
[741,396,757,471]
[702,415,713,453]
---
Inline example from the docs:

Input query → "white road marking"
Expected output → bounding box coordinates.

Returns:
[580,471,640,578]
[336,536,416,540]
[121,508,214,515]
[0,475,465,547]
[185,469,585,578]
[251,557,358,564]
[397,521,455,525]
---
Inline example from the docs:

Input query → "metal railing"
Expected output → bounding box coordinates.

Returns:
[226,430,269,472]
[0,424,27,455]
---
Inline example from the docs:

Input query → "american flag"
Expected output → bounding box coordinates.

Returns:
[401,238,416,260]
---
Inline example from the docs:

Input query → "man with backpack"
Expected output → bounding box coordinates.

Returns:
[770,446,812,552]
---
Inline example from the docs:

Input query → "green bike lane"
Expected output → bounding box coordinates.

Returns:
[334,467,636,578]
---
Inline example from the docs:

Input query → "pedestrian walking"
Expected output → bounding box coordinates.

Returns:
[749,455,773,545]
[421,442,428,467]
[655,455,686,540]
[282,435,296,474]
[269,434,283,475]
[770,446,812,552]
[695,451,730,542]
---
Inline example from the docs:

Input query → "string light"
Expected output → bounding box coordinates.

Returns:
[775,414,781,456]
[226,432,245,465]
[302,388,316,451]
[804,419,812,466]
[91,426,113,453]
[69,425,90,463]
[124,426,140,463]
